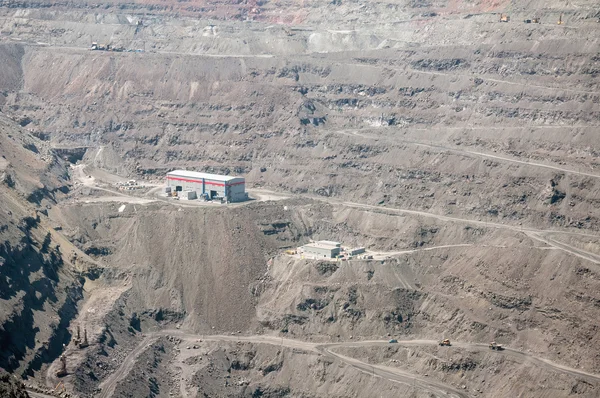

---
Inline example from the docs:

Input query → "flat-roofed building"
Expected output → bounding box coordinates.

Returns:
[166,170,247,202]
[348,247,365,256]
[301,242,341,259]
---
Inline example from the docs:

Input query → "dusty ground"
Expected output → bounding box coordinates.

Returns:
[0,0,600,397]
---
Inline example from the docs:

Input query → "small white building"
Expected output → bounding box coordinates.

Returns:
[348,247,365,256]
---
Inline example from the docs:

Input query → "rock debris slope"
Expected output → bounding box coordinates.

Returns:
[0,0,599,397]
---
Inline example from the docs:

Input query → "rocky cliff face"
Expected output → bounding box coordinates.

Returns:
[0,114,83,378]
[0,370,29,398]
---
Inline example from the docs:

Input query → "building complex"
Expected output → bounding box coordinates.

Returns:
[166,170,247,203]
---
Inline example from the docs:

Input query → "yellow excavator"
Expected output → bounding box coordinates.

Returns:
[55,382,66,392]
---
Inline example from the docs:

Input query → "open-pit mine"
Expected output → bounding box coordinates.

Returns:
[1,0,600,397]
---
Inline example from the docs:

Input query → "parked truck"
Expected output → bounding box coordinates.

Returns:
[489,341,504,350]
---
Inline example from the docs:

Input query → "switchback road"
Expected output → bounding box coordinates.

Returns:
[97,330,600,398]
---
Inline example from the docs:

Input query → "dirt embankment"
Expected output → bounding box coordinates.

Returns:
[0,44,24,107]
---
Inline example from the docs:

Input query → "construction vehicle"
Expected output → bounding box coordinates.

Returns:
[285,249,297,255]
[55,382,66,393]
[499,14,510,22]
[439,339,451,346]
[489,341,504,350]
[389,339,398,343]
[55,354,67,377]
[524,18,540,24]
[73,325,89,348]
[558,13,563,25]
[79,327,89,348]
[72,325,81,347]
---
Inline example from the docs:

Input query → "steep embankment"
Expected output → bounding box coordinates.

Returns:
[43,197,309,394]
[50,199,311,332]
[0,113,84,378]
[0,44,23,108]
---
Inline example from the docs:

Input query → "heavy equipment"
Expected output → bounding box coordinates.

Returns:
[55,354,67,377]
[72,325,81,347]
[489,341,504,350]
[500,14,510,22]
[72,325,89,348]
[558,13,563,25]
[389,339,398,343]
[439,339,451,346]
[79,327,89,348]
[285,249,297,255]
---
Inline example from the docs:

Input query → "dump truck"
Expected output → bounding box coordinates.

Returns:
[500,14,510,22]
[489,341,504,350]
[439,339,451,346]
[389,339,398,343]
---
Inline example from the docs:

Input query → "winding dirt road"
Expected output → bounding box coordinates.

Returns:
[324,340,600,385]
[97,330,600,398]
[333,128,600,180]
[72,162,600,268]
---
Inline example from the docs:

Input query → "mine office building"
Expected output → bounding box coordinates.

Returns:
[302,241,342,259]
[166,170,247,202]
